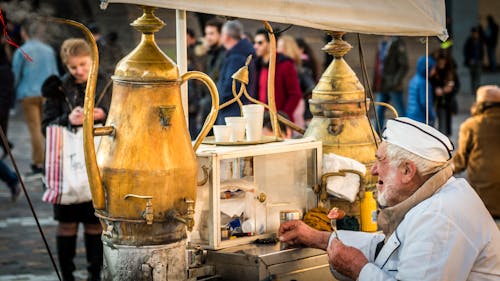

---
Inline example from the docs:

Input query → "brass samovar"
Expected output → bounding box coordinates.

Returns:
[82,6,219,280]
[305,32,378,219]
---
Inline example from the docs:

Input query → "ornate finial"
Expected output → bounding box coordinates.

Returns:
[131,6,165,34]
[231,55,252,84]
[321,31,352,58]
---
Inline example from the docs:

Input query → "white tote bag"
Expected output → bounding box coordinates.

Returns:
[43,126,100,205]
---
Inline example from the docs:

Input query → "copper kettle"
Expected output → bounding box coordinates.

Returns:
[82,6,219,246]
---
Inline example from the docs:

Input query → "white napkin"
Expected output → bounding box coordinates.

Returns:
[323,153,366,202]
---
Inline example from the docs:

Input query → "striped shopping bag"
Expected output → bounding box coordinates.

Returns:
[42,125,64,204]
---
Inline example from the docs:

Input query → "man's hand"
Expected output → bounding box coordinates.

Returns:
[327,238,369,280]
[68,106,84,125]
[278,220,330,250]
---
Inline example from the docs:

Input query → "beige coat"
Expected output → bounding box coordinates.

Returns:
[453,105,500,217]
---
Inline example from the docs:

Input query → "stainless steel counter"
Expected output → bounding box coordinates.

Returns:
[205,242,337,281]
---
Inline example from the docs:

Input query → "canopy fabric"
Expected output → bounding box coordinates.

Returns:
[102,0,448,40]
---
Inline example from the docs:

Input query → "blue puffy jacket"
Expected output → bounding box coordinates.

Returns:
[406,56,436,124]
[216,39,255,124]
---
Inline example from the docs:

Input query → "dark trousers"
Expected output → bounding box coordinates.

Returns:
[0,160,17,189]
[437,105,452,136]
[468,62,482,94]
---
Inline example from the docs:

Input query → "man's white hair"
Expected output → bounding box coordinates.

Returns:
[385,142,445,176]
[222,20,243,40]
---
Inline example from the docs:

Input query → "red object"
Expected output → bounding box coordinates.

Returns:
[256,55,302,122]
[0,7,32,62]
[258,67,269,103]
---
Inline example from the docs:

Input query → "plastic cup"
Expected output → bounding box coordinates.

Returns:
[213,125,231,142]
[242,104,264,141]
[225,117,246,142]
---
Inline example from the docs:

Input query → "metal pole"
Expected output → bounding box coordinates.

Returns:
[176,9,189,124]
[425,36,429,125]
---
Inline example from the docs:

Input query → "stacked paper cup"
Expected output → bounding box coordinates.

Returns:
[225,117,246,142]
[212,125,231,142]
[242,104,265,141]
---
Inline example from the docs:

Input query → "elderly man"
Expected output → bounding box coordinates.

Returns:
[453,85,500,219]
[279,117,500,280]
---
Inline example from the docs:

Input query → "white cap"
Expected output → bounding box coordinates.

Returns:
[382,117,454,162]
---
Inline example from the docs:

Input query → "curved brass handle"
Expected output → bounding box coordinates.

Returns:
[262,21,281,139]
[181,71,219,151]
[47,18,105,210]
[319,169,365,202]
[374,101,399,118]
[197,165,209,186]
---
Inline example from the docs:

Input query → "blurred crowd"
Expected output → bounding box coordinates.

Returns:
[184,18,320,138]
[182,14,499,140]
[374,14,498,137]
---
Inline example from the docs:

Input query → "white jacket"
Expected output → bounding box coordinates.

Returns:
[331,177,500,280]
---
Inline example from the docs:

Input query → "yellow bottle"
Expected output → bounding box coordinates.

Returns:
[360,191,378,232]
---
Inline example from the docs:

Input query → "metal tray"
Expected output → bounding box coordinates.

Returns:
[202,135,281,146]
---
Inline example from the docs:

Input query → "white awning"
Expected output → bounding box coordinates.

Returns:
[100,0,448,40]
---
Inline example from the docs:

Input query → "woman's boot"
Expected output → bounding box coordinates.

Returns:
[84,233,103,281]
[56,235,77,281]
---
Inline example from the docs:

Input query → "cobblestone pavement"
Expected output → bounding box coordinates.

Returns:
[0,111,88,281]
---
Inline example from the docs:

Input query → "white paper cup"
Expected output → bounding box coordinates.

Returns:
[225,117,246,142]
[213,125,231,142]
[242,104,264,141]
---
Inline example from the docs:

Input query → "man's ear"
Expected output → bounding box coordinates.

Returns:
[401,161,417,184]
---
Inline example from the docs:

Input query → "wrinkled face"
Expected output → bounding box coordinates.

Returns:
[371,142,405,207]
[66,55,91,84]
[205,25,221,48]
[253,34,269,58]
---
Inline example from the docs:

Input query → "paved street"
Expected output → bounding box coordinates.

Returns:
[0,109,89,281]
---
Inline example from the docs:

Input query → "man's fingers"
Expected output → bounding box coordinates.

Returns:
[327,240,368,280]
[278,220,299,234]
[278,220,303,242]
[278,229,296,243]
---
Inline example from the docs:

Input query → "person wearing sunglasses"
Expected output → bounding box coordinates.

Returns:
[250,29,302,124]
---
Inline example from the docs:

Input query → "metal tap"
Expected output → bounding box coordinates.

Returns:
[184,198,195,231]
[172,198,195,231]
[124,194,154,224]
